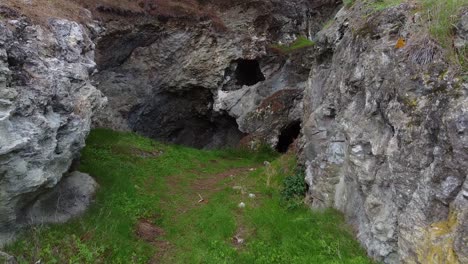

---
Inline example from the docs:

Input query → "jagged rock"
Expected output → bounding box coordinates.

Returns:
[92,0,337,148]
[1,1,466,263]
[302,3,468,263]
[0,12,104,244]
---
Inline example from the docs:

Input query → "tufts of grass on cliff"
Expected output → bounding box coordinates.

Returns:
[6,129,372,264]
[349,0,467,71]
[271,36,315,55]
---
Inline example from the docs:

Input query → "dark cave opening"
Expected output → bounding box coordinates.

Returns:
[127,88,246,149]
[276,121,301,153]
[234,59,265,86]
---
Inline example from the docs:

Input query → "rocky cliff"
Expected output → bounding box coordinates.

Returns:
[92,0,338,149]
[0,7,104,243]
[0,0,467,263]
[302,3,468,263]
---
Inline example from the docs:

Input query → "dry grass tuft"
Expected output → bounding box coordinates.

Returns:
[405,36,442,65]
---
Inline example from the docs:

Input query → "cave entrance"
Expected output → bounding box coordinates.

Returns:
[235,59,265,86]
[276,121,301,153]
[128,88,246,149]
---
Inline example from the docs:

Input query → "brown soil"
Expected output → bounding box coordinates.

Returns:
[164,165,257,215]
[131,147,163,158]
[2,0,228,30]
[141,163,258,262]
[136,220,165,242]
[190,167,252,192]
[135,218,170,264]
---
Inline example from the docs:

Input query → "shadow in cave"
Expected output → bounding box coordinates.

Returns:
[276,121,301,153]
[128,88,245,149]
[235,59,265,86]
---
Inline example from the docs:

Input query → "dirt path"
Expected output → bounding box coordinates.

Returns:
[138,163,258,263]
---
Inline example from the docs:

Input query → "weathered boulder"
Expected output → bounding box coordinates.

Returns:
[0,10,104,244]
[302,4,468,263]
[24,171,99,225]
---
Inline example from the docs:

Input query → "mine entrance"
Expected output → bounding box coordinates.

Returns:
[234,59,265,86]
[276,121,301,153]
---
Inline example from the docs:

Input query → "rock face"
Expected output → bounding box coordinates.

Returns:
[90,1,468,262]
[92,0,338,148]
[302,4,468,263]
[1,1,467,263]
[0,8,104,243]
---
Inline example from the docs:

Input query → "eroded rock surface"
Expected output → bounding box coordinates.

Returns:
[0,10,104,243]
[302,4,468,263]
[0,1,467,263]
[92,0,338,148]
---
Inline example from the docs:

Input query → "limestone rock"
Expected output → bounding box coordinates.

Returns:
[302,3,468,263]
[0,11,104,244]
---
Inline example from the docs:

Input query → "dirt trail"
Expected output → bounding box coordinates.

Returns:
[139,163,257,263]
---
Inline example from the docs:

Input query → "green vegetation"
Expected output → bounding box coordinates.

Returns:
[343,0,356,8]
[361,0,467,70]
[421,0,465,48]
[420,0,467,71]
[7,129,371,263]
[281,171,308,210]
[366,0,403,11]
[322,18,335,30]
[271,36,315,54]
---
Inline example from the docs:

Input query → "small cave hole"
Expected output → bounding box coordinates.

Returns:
[234,59,265,86]
[276,121,301,153]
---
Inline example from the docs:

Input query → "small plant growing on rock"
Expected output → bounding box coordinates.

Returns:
[343,0,355,8]
[270,36,315,55]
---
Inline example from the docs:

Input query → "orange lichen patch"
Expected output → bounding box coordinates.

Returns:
[417,209,460,264]
[395,37,406,49]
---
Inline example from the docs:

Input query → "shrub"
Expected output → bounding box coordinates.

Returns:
[280,170,307,209]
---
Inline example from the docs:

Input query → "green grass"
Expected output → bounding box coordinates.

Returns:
[353,0,467,71]
[343,0,356,7]
[366,0,403,11]
[271,36,315,54]
[420,0,467,71]
[421,0,466,47]
[6,129,372,263]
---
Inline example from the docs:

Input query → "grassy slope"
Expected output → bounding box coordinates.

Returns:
[7,129,371,264]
